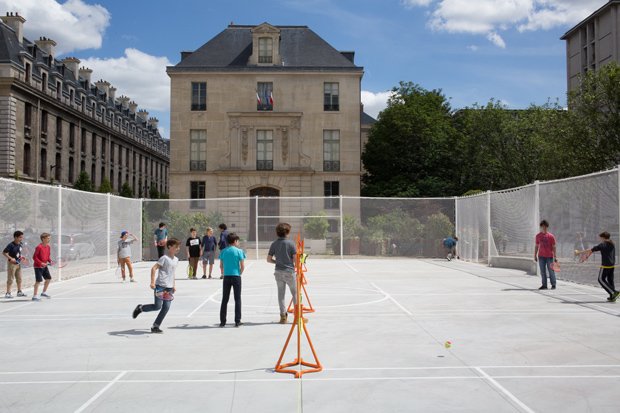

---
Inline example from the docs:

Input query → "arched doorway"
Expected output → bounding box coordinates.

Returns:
[249,187,280,241]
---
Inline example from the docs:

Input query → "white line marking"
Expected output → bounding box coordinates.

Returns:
[370,282,412,316]
[0,285,89,314]
[74,370,127,413]
[187,288,222,317]
[475,367,535,413]
[343,261,359,273]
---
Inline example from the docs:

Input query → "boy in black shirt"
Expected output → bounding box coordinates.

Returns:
[185,228,202,279]
[576,231,619,302]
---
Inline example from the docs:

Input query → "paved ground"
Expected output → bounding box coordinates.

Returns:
[1,258,619,413]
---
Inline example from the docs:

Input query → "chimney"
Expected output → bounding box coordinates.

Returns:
[148,117,159,130]
[35,37,57,59]
[61,57,80,81]
[95,79,110,96]
[118,95,130,109]
[128,101,138,114]
[108,86,117,101]
[78,67,93,88]
[0,12,25,44]
[137,110,149,122]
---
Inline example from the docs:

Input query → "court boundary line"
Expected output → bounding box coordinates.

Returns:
[475,367,535,413]
[74,370,127,413]
[369,282,412,315]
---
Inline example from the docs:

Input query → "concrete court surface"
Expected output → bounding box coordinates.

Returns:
[0,258,619,413]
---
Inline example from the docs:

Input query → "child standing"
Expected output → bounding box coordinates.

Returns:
[576,231,619,302]
[3,231,26,299]
[218,223,229,279]
[32,233,53,301]
[201,227,217,279]
[153,222,168,259]
[267,223,298,324]
[534,220,557,290]
[186,228,202,279]
[219,233,246,327]
[132,238,180,333]
[118,231,139,282]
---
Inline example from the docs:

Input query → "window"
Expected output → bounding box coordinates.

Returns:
[91,133,97,157]
[110,142,115,163]
[42,72,47,92]
[256,130,273,170]
[190,181,206,209]
[69,123,75,149]
[324,82,339,111]
[81,129,87,153]
[24,103,32,135]
[191,82,206,111]
[258,37,273,63]
[25,62,31,83]
[23,143,31,176]
[41,111,48,137]
[323,130,340,171]
[189,129,207,171]
[101,137,106,160]
[91,164,96,186]
[68,157,74,183]
[80,160,85,174]
[324,181,340,209]
[56,81,62,100]
[40,148,47,178]
[55,153,61,181]
[56,117,63,144]
[257,82,273,111]
[117,171,122,191]
[69,89,74,105]
[109,168,114,190]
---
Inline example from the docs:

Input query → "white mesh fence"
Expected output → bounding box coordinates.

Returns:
[456,193,489,263]
[490,185,537,258]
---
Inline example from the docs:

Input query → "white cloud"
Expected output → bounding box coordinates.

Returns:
[467,45,479,51]
[361,90,392,119]
[80,48,172,113]
[406,0,607,47]
[0,0,110,55]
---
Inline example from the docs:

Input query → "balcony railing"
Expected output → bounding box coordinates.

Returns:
[323,161,340,172]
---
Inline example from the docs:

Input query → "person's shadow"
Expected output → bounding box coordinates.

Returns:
[107,329,151,337]
[169,321,280,330]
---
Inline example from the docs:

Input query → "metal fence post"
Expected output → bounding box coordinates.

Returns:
[534,180,540,278]
[339,195,344,260]
[139,197,143,263]
[454,196,458,237]
[487,190,492,266]
[57,185,62,281]
[255,196,259,261]
[107,193,111,270]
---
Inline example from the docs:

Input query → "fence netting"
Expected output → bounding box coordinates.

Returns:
[456,193,489,263]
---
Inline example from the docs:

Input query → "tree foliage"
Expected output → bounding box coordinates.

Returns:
[73,171,93,192]
[120,182,133,198]
[98,177,113,194]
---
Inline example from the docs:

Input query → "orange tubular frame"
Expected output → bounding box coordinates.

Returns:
[274,235,322,378]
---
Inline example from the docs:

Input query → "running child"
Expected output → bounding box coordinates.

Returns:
[186,228,202,279]
[118,231,139,282]
[201,227,217,279]
[534,220,557,290]
[576,231,619,302]
[3,230,26,298]
[32,232,53,301]
[267,223,298,324]
[442,236,458,261]
[132,238,180,333]
[219,233,246,327]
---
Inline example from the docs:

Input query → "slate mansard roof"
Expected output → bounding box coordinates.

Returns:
[168,24,364,73]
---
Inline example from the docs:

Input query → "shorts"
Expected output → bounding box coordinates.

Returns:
[6,262,22,286]
[201,251,215,265]
[34,267,52,283]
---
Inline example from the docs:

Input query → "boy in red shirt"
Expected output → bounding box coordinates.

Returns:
[534,220,557,290]
[32,233,53,301]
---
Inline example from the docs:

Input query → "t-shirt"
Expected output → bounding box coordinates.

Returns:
[220,246,246,276]
[3,241,22,261]
[592,241,616,267]
[117,239,134,259]
[154,228,168,243]
[443,237,457,248]
[156,254,178,288]
[33,244,51,268]
[268,237,297,272]
[536,232,556,258]
[186,237,202,257]
[202,235,216,253]
[219,230,229,250]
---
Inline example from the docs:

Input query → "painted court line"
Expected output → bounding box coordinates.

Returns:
[343,261,359,273]
[187,288,222,318]
[370,282,412,316]
[74,370,127,413]
[475,367,535,413]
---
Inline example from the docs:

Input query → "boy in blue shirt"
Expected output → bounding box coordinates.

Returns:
[201,227,217,279]
[219,233,246,327]
[443,236,459,261]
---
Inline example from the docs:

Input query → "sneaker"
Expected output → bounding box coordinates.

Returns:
[551,286,556,290]
[130,278,136,283]
[201,275,207,279]
[219,323,226,328]
[151,326,163,334]
[235,322,243,327]
[538,286,548,290]
[122,278,126,283]
[31,297,41,301]
[611,291,620,302]
[208,275,212,279]
[16,291,26,297]
[279,314,288,324]
[4,293,12,299]
[132,304,142,319]
[41,292,51,298]
[220,276,224,279]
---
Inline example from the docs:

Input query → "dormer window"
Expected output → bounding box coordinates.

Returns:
[258,37,273,63]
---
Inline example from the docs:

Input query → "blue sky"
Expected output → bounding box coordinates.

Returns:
[3,0,609,138]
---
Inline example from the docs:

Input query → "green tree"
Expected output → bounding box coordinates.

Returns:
[120,182,133,198]
[0,182,32,230]
[362,81,458,197]
[149,184,160,199]
[73,171,93,192]
[98,177,113,194]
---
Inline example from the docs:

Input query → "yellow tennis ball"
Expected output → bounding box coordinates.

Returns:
[444,341,452,349]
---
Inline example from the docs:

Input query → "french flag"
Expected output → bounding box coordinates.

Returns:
[256,92,262,104]
[269,91,274,106]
